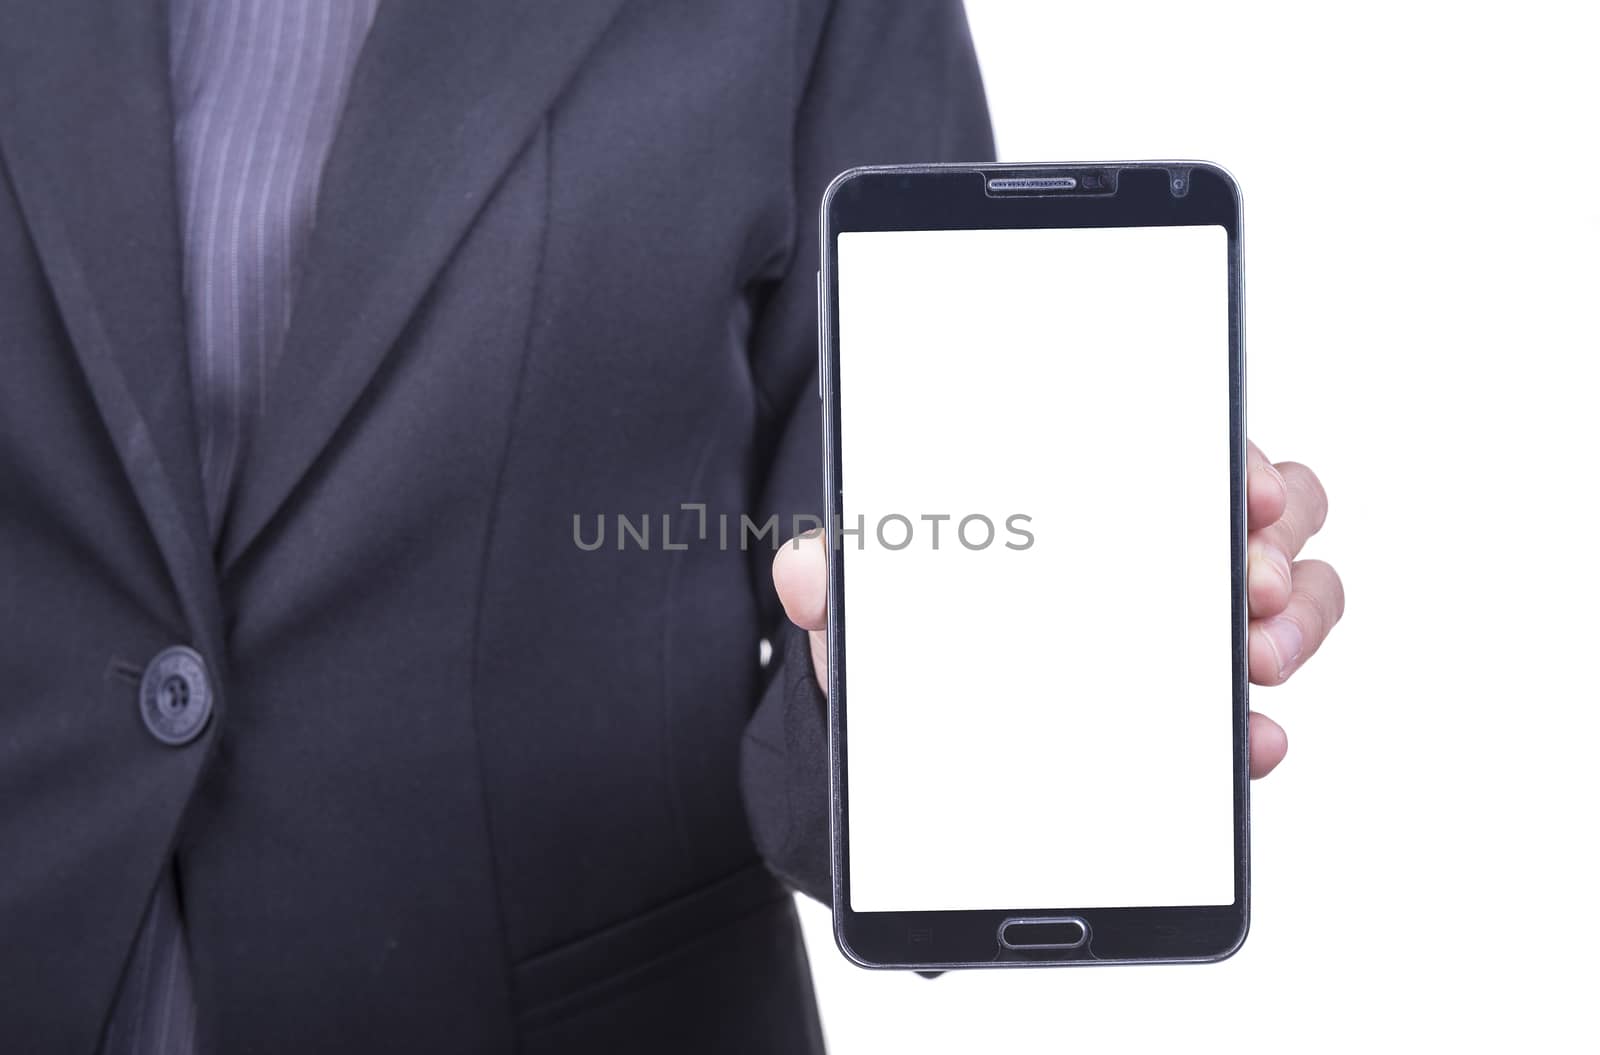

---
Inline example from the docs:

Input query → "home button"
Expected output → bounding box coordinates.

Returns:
[999,917,1088,950]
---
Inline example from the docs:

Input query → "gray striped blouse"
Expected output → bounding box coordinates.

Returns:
[101,3,379,1052]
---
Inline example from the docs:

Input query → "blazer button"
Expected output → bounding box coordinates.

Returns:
[139,646,214,746]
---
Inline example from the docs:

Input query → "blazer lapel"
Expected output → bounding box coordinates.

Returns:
[219,0,632,572]
[0,0,223,648]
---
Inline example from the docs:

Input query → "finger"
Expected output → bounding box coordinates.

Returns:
[1248,559,1344,685]
[1247,534,1294,620]
[1246,439,1287,532]
[772,531,830,690]
[1253,461,1328,561]
[1249,711,1287,778]
[771,530,827,632]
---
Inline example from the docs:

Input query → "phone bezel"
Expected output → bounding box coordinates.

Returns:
[820,161,1250,969]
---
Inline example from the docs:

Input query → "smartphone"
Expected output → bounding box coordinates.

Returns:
[819,161,1248,969]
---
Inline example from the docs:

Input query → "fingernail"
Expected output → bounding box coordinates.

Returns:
[1263,616,1303,678]
[1248,544,1292,615]
[1263,543,1292,592]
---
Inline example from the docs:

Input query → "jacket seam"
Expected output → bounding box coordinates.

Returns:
[465,124,558,1055]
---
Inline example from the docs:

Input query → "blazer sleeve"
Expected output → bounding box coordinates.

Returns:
[738,0,996,905]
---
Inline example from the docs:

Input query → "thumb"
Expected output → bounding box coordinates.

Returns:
[772,529,828,691]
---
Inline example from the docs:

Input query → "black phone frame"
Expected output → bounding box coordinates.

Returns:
[820,161,1250,969]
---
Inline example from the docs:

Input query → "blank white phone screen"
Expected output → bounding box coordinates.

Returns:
[837,225,1236,912]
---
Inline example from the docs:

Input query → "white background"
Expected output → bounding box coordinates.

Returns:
[839,227,1236,912]
[798,1,1599,1050]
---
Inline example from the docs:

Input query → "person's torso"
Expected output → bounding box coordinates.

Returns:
[0,2,825,1050]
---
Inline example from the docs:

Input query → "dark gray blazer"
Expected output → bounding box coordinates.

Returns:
[0,1,994,1051]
